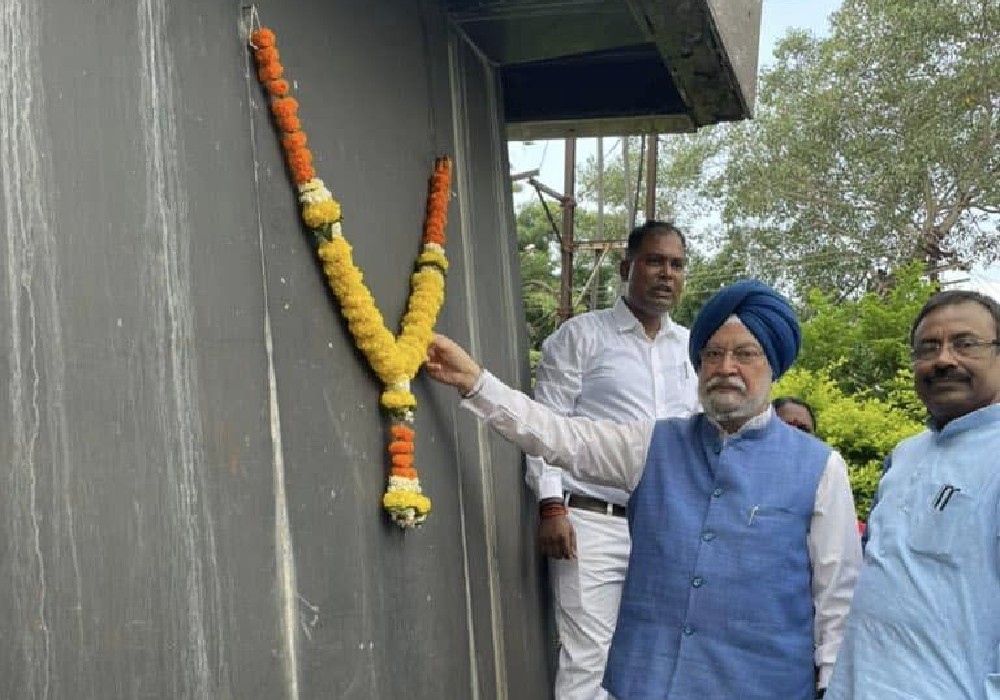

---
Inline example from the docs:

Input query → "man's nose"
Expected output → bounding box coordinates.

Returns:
[931,344,961,366]
[717,353,741,373]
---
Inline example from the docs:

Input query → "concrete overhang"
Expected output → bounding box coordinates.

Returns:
[445,0,762,138]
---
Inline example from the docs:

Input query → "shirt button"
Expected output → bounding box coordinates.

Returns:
[691,576,704,588]
[702,531,716,542]
[683,625,695,636]
[713,488,724,497]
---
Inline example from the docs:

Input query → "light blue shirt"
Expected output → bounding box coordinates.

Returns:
[827,403,1000,700]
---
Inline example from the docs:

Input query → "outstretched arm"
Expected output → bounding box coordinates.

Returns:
[425,335,652,492]
[528,324,587,559]
[424,333,484,396]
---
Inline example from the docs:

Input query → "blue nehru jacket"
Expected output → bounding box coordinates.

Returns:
[603,413,831,700]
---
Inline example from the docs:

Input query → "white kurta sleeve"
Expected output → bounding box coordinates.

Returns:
[808,449,863,688]
[524,322,586,500]
[464,371,653,492]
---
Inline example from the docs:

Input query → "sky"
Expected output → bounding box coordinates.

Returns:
[506,0,1000,295]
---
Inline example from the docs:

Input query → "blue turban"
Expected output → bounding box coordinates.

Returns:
[688,280,801,379]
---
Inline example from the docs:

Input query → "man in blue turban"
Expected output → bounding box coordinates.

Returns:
[688,279,801,380]
[424,279,862,700]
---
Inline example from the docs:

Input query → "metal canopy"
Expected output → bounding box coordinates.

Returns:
[445,0,762,137]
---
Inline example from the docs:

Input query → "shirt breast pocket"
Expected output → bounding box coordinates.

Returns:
[737,505,808,578]
[906,484,974,564]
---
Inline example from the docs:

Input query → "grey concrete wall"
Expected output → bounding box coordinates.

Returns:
[0,0,549,697]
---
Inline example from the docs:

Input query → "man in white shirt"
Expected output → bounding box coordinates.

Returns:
[426,280,862,700]
[527,221,699,700]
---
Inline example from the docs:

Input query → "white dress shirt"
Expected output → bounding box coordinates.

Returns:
[526,297,700,505]
[465,370,862,687]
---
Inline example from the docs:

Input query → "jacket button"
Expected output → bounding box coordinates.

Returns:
[712,488,723,497]
[683,625,695,636]
[691,576,704,588]
[702,531,716,542]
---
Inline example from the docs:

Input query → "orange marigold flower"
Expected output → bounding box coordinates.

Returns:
[257,62,283,83]
[266,79,290,98]
[281,131,307,150]
[391,461,417,475]
[276,114,301,132]
[391,424,416,441]
[388,440,414,455]
[286,148,313,169]
[251,28,276,49]
[291,164,315,184]
[270,97,299,119]
[255,46,279,65]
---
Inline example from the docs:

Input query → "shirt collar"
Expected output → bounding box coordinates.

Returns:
[931,402,1000,439]
[706,406,773,438]
[612,296,677,339]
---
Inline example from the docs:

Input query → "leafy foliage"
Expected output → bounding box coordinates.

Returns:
[759,0,996,291]
[516,200,626,353]
[796,264,936,405]
[773,269,935,517]
[671,241,752,327]
[576,0,1000,296]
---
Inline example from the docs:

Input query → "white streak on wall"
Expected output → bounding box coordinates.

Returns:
[240,9,300,697]
[0,0,84,697]
[137,1,226,697]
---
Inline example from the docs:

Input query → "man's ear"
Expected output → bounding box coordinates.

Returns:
[619,258,631,282]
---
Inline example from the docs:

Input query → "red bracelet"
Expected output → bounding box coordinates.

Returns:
[540,503,568,519]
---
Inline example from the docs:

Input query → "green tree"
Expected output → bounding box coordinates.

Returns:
[515,199,623,354]
[516,201,562,353]
[576,136,681,227]
[796,264,936,408]
[672,241,752,326]
[772,267,935,516]
[654,0,1000,294]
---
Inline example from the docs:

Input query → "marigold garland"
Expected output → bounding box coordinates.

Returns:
[251,26,450,529]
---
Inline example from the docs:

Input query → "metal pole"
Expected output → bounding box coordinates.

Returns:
[644,133,658,220]
[593,136,604,310]
[622,136,633,232]
[558,137,577,322]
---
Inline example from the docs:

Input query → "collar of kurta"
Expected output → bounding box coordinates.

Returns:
[931,402,1000,439]
[613,296,678,339]
[706,405,774,440]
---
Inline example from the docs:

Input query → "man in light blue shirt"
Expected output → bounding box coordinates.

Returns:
[827,289,1000,700]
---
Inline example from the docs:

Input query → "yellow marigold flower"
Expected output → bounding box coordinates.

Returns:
[381,389,417,410]
[302,199,342,229]
[417,250,449,271]
[383,490,432,515]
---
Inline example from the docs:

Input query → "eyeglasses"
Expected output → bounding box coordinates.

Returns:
[910,337,1000,362]
[699,346,765,366]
